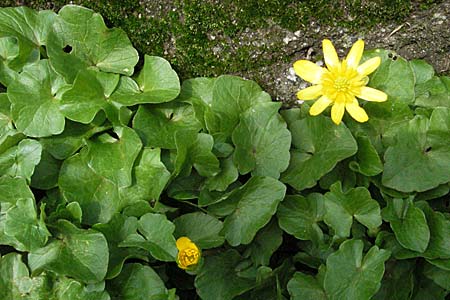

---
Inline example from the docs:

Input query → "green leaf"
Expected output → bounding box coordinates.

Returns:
[372,260,415,300]
[417,201,450,259]
[287,272,327,300]
[120,213,177,261]
[178,77,215,129]
[324,239,390,300]
[0,37,19,86]
[51,277,110,300]
[415,76,450,108]
[423,262,450,290]
[382,108,450,192]
[47,5,138,81]
[324,182,382,238]
[410,59,434,85]
[0,7,56,70]
[367,49,415,103]
[205,75,271,139]
[133,102,202,149]
[204,156,239,192]
[382,198,430,253]
[30,148,61,189]
[277,193,325,241]
[173,212,224,249]
[60,69,107,124]
[3,198,50,252]
[281,115,357,191]
[0,175,34,204]
[28,219,109,283]
[221,176,286,246]
[120,148,171,206]
[112,55,180,105]
[232,102,291,179]
[107,263,168,300]
[8,60,66,137]
[93,214,148,279]
[243,219,283,266]
[349,135,383,176]
[195,250,255,300]
[59,127,141,224]
[0,253,36,299]
[0,139,42,181]
[174,131,220,177]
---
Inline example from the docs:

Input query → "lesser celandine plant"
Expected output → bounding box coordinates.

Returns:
[0,4,449,300]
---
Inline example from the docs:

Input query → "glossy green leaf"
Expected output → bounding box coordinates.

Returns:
[415,76,450,108]
[133,102,202,149]
[195,250,255,300]
[60,69,107,124]
[59,127,142,224]
[93,214,148,279]
[232,102,291,179]
[0,36,19,86]
[28,219,109,283]
[324,182,382,238]
[0,253,40,300]
[417,201,450,259]
[349,135,383,176]
[0,7,56,70]
[277,193,325,241]
[112,55,180,105]
[3,198,50,252]
[120,148,170,206]
[174,131,220,177]
[173,212,224,249]
[205,75,271,139]
[367,49,415,103]
[107,263,168,300]
[0,139,42,181]
[221,176,286,246]
[243,219,283,266]
[281,115,357,190]
[382,198,430,253]
[423,262,450,290]
[47,5,138,81]
[30,148,61,189]
[0,175,34,204]
[51,277,110,300]
[324,239,390,300]
[372,260,415,300]
[382,108,450,192]
[120,213,177,261]
[204,156,239,192]
[8,60,66,137]
[287,272,327,300]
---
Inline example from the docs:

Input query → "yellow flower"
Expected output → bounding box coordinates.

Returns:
[176,237,200,270]
[294,39,388,125]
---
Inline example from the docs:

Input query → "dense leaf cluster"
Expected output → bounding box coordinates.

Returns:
[0,5,449,300]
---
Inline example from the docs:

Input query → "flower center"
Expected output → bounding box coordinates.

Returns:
[334,77,350,92]
[179,248,200,267]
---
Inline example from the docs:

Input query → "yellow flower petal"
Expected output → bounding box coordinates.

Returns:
[297,85,323,100]
[309,95,332,116]
[323,39,340,70]
[357,87,388,102]
[357,57,381,76]
[176,237,193,250]
[293,60,324,84]
[346,39,364,69]
[331,102,345,125]
[176,237,200,270]
[346,101,369,123]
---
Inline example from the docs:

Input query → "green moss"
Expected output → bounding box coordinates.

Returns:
[0,0,439,79]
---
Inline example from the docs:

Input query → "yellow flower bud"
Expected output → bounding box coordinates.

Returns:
[176,237,200,270]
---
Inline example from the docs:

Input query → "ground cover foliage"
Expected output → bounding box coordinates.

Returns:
[0,5,449,300]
